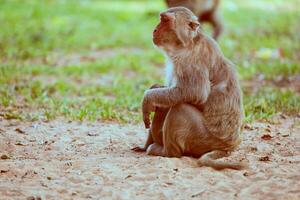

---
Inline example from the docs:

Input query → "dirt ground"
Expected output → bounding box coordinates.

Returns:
[0,115,299,200]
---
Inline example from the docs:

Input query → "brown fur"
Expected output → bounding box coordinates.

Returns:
[165,0,223,40]
[132,7,245,170]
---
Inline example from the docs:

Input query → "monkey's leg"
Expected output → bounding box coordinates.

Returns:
[147,105,245,170]
[132,107,169,152]
[147,104,207,157]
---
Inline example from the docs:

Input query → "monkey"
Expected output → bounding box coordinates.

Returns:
[132,7,245,170]
[165,0,223,40]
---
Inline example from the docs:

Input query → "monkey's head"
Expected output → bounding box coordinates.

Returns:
[153,7,200,52]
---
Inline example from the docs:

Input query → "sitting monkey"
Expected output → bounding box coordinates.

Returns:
[132,7,245,170]
[165,0,223,40]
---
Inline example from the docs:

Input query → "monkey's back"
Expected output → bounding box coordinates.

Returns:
[202,61,244,148]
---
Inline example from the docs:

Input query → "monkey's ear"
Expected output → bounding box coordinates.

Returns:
[188,21,200,31]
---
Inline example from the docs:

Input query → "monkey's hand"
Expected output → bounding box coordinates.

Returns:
[142,90,156,129]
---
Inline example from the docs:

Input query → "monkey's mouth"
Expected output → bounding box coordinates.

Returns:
[152,36,161,46]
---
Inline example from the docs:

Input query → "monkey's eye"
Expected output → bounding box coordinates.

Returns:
[188,21,200,30]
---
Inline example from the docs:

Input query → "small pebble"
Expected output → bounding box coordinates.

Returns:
[259,156,270,162]
[244,123,254,130]
[280,114,287,119]
[243,172,249,176]
[0,154,9,160]
[261,134,272,140]
[15,128,25,134]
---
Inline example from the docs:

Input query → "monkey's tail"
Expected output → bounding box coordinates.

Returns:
[197,150,246,170]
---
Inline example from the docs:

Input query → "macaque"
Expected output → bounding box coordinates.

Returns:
[165,0,223,40]
[132,7,245,170]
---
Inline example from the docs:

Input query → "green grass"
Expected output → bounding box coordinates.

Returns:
[0,0,299,123]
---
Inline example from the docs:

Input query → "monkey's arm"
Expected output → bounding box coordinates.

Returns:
[142,71,210,128]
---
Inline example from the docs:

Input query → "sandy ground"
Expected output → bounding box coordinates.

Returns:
[0,115,299,200]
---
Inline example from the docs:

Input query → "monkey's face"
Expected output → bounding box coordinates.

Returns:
[153,8,200,51]
[153,12,181,48]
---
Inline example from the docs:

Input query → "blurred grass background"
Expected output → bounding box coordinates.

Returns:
[0,0,299,123]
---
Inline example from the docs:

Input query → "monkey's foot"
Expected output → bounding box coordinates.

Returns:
[131,146,147,152]
[147,143,164,156]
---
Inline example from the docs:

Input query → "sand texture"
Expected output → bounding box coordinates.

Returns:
[0,116,299,200]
